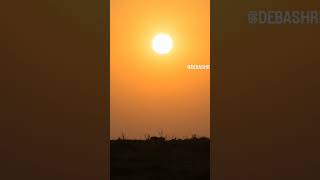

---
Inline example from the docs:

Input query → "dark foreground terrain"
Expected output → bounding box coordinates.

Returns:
[111,138,210,180]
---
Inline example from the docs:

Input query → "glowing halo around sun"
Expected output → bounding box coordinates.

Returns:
[152,33,173,55]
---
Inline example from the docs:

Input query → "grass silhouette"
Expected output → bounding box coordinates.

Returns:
[111,133,210,180]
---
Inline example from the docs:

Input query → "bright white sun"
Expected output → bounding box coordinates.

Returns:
[152,33,173,55]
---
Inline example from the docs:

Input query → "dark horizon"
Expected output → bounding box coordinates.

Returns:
[110,135,211,141]
[111,133,210,180]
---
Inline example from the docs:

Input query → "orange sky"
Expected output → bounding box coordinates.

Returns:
[110,0,210,139]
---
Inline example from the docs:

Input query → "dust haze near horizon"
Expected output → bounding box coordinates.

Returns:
[110,0,210,139]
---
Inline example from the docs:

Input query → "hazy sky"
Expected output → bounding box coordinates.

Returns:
[110,0,210,139]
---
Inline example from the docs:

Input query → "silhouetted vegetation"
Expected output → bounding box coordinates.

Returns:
[111,135,210,180]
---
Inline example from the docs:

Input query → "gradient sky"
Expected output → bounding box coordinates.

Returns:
[110,0,210,139]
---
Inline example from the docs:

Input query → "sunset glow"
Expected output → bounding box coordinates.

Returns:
[111,0,210,139]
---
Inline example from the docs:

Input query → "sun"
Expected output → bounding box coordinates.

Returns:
[152,33,173,55]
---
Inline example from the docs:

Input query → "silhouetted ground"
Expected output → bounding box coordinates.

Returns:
[111,137,210,180]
